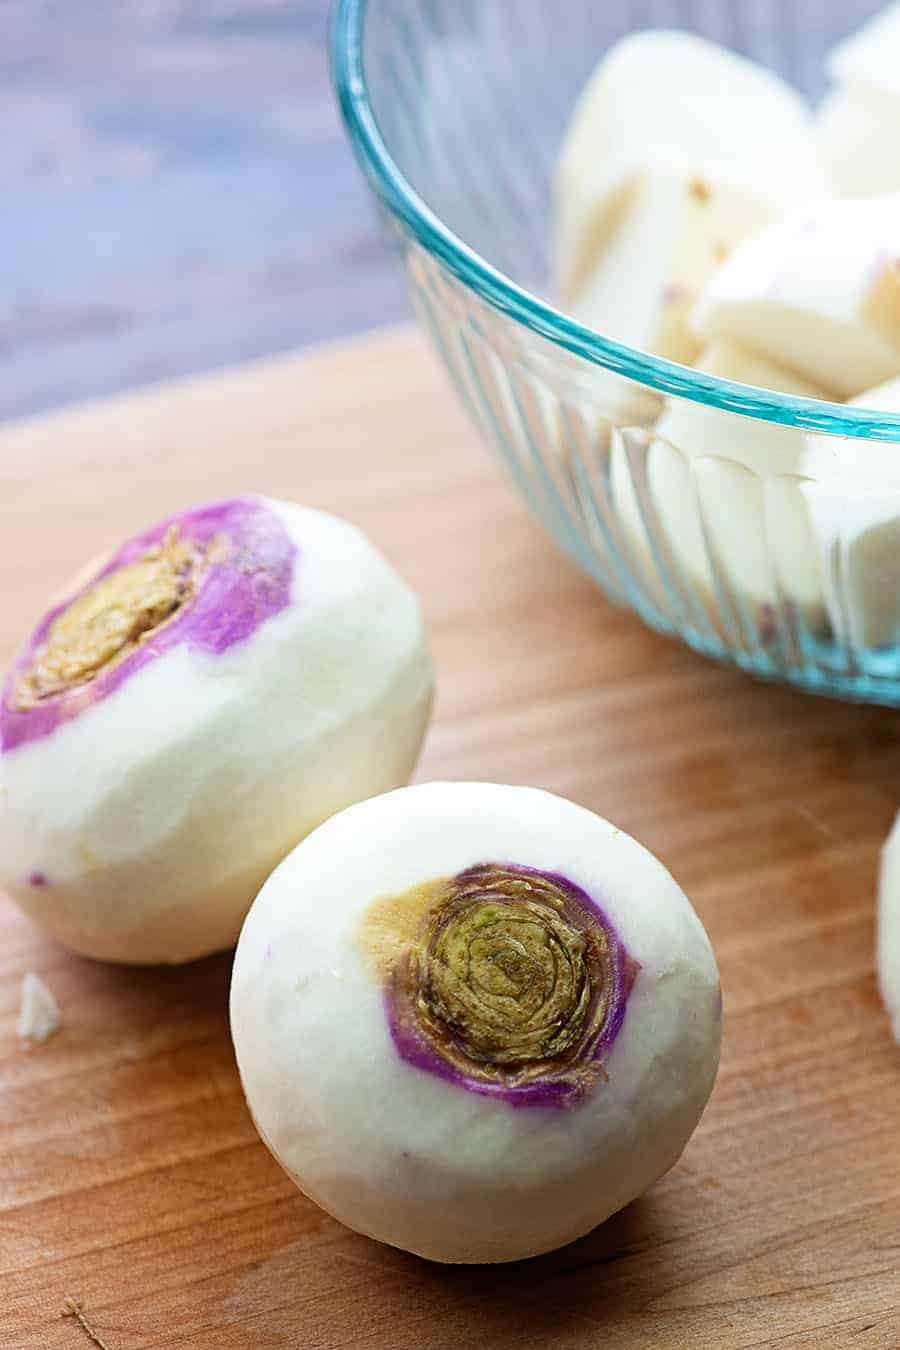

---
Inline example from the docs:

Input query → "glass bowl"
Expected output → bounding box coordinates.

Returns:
[332,0,900,706]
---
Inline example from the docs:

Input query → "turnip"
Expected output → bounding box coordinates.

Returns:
[0,496,433,963]
[556,31,828,365]
[230,782,721,1263]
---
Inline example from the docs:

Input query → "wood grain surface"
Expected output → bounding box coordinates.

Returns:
[2,324,900,1349]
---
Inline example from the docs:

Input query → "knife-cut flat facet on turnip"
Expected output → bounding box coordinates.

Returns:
[797,378,900,653]
[556,31,829,365]
[611,342,829,629]
[814,3,900,197]
[817,88,900,198]
[692,197,900,399]
[230,782,721,1264]
[0,496,433,964]
[562,168,774,368]
[817,4,900,197]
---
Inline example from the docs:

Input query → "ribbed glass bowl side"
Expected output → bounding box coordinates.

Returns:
[402,236,900,703]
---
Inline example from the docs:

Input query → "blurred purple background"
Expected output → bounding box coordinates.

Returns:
[1,0,409,422]
[1,0,882,424]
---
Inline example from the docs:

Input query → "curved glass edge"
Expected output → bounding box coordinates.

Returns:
[330,0,900,443]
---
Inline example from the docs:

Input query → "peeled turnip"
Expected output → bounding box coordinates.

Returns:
[230,782,721,1263]
[0,496,433,963]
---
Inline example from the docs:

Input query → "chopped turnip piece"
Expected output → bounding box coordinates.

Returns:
[816,5,900,197]
[828,2,900,99]
[611,342,829,625]
[17,973,61,1043]
[817,87,900,198]
[564,167,776,368]
[556,31,829,364]
[692,196,900,398]
[0,497,433,964]
[231,782,721,1263]
[798,378,900,651]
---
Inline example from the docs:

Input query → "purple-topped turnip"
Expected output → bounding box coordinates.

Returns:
[230,782,721,1262]
[0,496,433,963]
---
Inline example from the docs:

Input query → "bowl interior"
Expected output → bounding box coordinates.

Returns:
[360,0,887,301]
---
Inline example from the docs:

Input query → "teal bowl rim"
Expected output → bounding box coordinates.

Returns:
[331,0,900,442]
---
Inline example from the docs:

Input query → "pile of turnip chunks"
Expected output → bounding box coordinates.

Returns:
[555,12,900,651]
[555,6,900,1044]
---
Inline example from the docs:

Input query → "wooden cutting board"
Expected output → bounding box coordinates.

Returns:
[2,323,899,1350]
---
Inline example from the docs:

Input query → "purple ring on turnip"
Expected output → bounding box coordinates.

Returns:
[381,862,639,1108]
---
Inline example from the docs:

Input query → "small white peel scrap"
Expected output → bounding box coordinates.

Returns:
[878,815,900,1044]
[17,971,61,1043]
